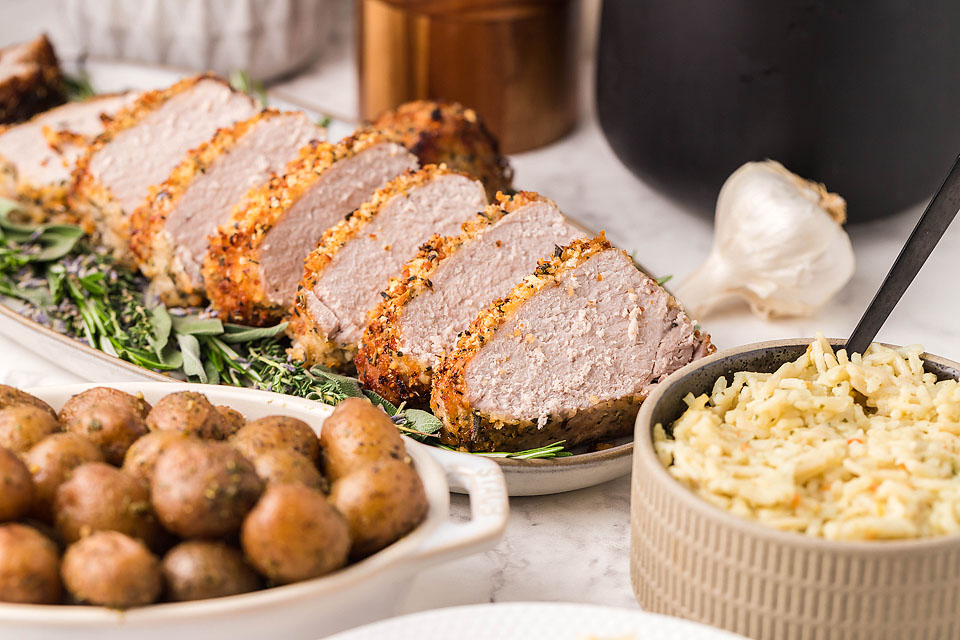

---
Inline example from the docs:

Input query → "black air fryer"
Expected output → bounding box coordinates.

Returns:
[596,1,960,222]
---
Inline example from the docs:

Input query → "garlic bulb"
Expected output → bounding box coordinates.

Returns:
[677,160,855,319]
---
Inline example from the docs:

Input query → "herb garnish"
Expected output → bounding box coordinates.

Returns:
[64,72,96,102]
[228,70,267,106]
[0,198,569,459]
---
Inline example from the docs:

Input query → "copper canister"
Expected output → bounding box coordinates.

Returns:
[358,0,581,153]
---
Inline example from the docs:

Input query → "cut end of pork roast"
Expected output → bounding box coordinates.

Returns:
[286,164,487,368]
[0,35,66,124]
[71,73,259,265]
[355,191,585,405]
[0,92,139,222]
[128,109,323,307]
[372,100,512,201]
[430,234,715,452]
[202,129,418,326]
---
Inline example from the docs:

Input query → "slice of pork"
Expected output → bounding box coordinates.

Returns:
[129,110,323,306]
[0,93,138,196]
[0,35,65,124]
[202,131,418,325]
[431,236,714,452]
[73,74,258,261]
[287,166,487,367]
[355,191,585,404]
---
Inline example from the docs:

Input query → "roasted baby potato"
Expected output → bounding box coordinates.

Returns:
[215,405,246,438]
[319,398,405,483]
[61,531,161,608]
[63,402,148,465]
[161,540,261,601]
[24,433,104,521]
[146,391,228,440]
[330,459,428,558]
[54,462,166,551]
[0,384,56,418]
[151,440,263,538]
[0,523,61,604]
[241,484,349,584]
[0,404,61,454]
[250,449,326,491]
[231,416,320,463]
[59,387,151,426]
[122,430,192,484]
[0,447,33,522]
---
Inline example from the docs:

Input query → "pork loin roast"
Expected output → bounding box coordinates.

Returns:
[355,191,584,405]
[431,235,714,452]
[128,110,323,307]
[203,130,417,325]
[0,92,138,221]
[0,35,65,124]
[372,101,512,201]
[72,74,258,264]
[287,165,487,368]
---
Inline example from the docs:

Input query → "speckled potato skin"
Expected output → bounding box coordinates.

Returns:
[121,430,192,484]
[230,416,320,463]
[62,403,148,465]
[61,531,161,608]
[54,462,167,551]
[202,129,406,326]
[0,447,33,522]
[355,192,543,405]
[146,391,228,440]
[319,398,406,483]
[215,405,246,438]
[0,404,61,453]
[161,540,261,602]
[372,100,513,201]
[24,433,104,522]
[0,384,56,418]
[241,484,349,584]
[329,459,427,558]
[59,387,151,427]
[250,449,326,491]
[0,523,62,604]
[286,164,471,368]
[151,440,263,539]
[128,110,291,308]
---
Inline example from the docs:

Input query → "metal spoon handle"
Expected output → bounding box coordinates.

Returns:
[846,153,960,355]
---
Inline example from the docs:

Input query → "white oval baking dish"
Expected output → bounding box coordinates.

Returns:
[0,382,509,640]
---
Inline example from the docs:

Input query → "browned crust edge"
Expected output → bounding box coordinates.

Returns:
[128,109,288,307]
[353,191,546,405]
[70,73,232,265]
[0,35,66,124]
[202,129,401,326]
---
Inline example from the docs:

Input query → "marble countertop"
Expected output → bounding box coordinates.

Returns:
[2,12,960,626]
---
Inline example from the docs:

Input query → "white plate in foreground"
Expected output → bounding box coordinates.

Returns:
[0,59,633,496]
[325,602,746,640]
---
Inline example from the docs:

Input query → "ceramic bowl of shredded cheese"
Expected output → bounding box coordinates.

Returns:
[630,335,960,640]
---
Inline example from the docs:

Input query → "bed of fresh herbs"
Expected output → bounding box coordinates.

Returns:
[0,198,570,459]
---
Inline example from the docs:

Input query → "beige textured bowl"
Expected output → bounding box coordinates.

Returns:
[631,338,960,640]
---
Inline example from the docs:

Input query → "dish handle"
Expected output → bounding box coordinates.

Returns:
[412,447,509,566]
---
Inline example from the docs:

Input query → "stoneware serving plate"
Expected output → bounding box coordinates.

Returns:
[631,338,960,640]
[0,382,509,640]
[324,601,746,639]
[0,59,636,496]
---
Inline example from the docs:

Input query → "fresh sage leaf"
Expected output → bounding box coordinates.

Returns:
[172,315,224,336]
[177,333,206,382]
[309,366,365,398]
[403,409,443,435]
[363,389,398,415]
[221,321,288,343]
[149,306,172,357]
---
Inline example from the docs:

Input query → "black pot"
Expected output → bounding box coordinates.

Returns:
[596,1,960,222]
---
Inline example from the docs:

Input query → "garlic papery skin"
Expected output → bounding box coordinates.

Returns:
[676,160,855,319]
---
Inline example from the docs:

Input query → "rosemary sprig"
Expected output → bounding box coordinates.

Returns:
[228,70,267,106]
[64,72,96,101]
[437,441,573,460]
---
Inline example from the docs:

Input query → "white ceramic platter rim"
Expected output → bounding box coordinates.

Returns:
[0,58,633,494]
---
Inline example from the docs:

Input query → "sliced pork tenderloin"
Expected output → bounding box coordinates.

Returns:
[71,74,259,264]
[203,130,418,326]
[431,235,714,452]
[355,191,584,405]
[0,92,139,222]
[128,110,323,307]
[372,100,513,201]
[286,165,487,368]
[0,35,65,124]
